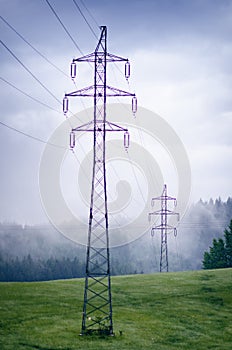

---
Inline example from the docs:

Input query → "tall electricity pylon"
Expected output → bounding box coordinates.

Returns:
[63,26,136,335]
[149,184,179,272]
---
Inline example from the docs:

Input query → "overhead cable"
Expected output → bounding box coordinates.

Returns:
[72,0,98,40]
[0,76,61,114]
[45,0,84,56]
[0,39,61,105]
[0,120,66,148]
[79,0,99,28]
[0,15,69,78]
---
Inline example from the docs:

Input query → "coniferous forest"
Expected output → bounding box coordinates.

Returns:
[0,197,232,281]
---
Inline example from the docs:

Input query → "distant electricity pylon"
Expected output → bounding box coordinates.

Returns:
[149,184,179,272]
[63,26,137,335]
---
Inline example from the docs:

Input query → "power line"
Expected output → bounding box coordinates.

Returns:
[79,0,99,28]
[72,0,98,40]
[65,3,136,222]
[0,39,61,105]
[71,2,144,217]
[72,0,125,81]
[1,2,139,233]
[0,76,61,114]
[0,15,69,79]
[45,0,84,56]
[0,44,82,122]
[0,120,66,148]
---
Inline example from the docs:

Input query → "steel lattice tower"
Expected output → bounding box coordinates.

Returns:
[149,184,179,272]
[63,26,136,335]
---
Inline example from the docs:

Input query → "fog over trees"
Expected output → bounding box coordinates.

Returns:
[0,197,232,281]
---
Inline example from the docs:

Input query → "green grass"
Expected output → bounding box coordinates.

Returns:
[0,269,232,349]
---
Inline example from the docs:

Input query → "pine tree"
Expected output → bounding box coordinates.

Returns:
[224,220,232,267]
[203,219,232,269]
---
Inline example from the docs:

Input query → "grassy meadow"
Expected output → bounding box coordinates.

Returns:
[0,269,232,349]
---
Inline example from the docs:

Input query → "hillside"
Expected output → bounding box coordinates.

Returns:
[0,269,232,350]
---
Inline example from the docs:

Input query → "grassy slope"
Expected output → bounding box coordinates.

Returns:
[0,269,232,350]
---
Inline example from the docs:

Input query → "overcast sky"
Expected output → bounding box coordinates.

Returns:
[0,0,232,225]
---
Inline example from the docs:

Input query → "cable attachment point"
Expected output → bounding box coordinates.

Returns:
[132,95,137,116]
[125,60,130,81]
[71,60,77,80]
[124,131,130,151]
[70,130,75,150]
[63,95,69,116]
[174,228,177,237]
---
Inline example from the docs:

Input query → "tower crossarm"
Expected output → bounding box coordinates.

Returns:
[151,195,177,204]
[72,121,128,133]
[105,85,135,97]
[152,224,177,230]
[65,85,135,98]
[73,52,129,63]
[149,209,179,216]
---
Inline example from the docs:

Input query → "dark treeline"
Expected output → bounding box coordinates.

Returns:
[0,197,232,281]
[0,254,138,282]
[0,255,85,282]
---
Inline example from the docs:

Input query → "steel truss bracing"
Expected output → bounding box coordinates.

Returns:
[63,26,136,335]
[149,184,179,272]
